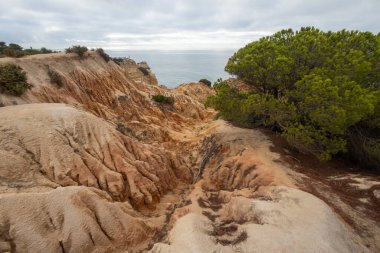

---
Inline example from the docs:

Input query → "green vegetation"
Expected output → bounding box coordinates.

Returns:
[95,48,111,62]
[47,67,64,88]
[199,79,212,87]
[152,94,175,105]
[138,67,149,76]
[0,64,32,96]
[65,45,88,57]
[0,42,55,58]
[206,27,380,168]
[111,57,125,65]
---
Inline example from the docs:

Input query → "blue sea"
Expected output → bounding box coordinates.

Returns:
[107,50,234,88]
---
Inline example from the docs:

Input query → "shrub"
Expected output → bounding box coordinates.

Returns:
[3,48,24,58]
[0,64,32,96]
[95,48,110,62]
[39,47,53,54]
[138,67,149,76]
[0,42,55,58]
[152,94,174,105]
[205,80,252,125]
[111,57,125,65]
[0,42,5,56]
[23,47,53,56]
[207,27,380,168]
[47,67,64,88]
[65,45,88,57]
[199,79,212,87]
[8,43,23,51]
[348,128,380,169]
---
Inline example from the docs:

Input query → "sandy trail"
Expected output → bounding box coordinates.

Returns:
[149,120,372,253]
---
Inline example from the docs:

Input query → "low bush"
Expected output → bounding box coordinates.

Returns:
[39,47,53,54]
[348,127,380,169]
[65,45,88,57]
[23,47,53,56]
[47,67,64,88]
[0,42,55,58]
[138,67,149,76]
[95,48,111,62]
[2,48,25,58]
[0,64,32,96]
[152,94,175,105]
[111,57,125,65]
[199,79,212,87]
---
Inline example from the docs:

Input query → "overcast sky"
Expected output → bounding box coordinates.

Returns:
[0,0,379,50]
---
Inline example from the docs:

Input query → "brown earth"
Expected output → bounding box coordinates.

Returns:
[0,52,378,253]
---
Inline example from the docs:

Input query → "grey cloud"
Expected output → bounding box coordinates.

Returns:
[0,0,379,50]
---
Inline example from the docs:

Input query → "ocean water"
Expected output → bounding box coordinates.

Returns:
[107,50,234,88]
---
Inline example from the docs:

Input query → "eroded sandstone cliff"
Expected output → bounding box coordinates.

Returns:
[0,52,378,253]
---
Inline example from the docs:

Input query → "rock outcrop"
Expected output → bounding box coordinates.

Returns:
[0,104,189,205]
[0,52,214,144]
[0,52,378,253]
[151,187,366,253]
[120,58,158,86]
[0,103,191,252]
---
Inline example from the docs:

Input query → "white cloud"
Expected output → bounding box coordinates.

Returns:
[0,0,379,50]
[102,30,273,50]
[44,26,64,32]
